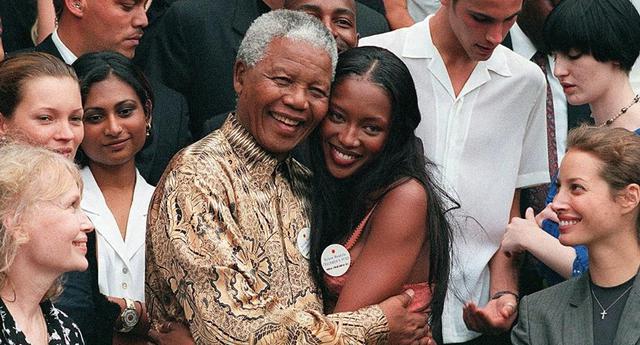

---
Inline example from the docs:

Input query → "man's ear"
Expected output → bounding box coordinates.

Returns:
[233,60,248,96]
[64,0,85,18]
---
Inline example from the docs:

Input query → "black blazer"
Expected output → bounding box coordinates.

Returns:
[512,272,640,345]
[35,35,192,185]
[136,0,389,139]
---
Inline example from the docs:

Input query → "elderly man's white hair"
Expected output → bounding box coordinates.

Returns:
[236,9,338,79]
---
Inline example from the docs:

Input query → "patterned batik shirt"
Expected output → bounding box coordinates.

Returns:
[146,114,389,344]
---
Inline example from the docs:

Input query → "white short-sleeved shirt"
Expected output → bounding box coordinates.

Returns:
[361,17,549,343]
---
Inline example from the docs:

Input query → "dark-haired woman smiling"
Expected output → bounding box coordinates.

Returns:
[56,51,155,345]
[308,46,454,344]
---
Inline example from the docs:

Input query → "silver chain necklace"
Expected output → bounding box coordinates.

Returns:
[590,284,634,320]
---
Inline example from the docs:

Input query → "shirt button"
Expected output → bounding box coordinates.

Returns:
[122,267,129,274]
[122,282,128,289]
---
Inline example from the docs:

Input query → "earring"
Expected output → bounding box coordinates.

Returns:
[73,2,81,9]
[146,122,151,137]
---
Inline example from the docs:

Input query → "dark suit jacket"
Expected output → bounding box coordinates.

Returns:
[512,272,640,345]
[137,0,389,139]
[35,35,192,185]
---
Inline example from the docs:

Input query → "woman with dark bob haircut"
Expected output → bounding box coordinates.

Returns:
[501,0,640,285]
[55,51,156,345]
[308,46,455,343]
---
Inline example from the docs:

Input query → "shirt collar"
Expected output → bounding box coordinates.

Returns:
[401,15,512,77]
[221,113,284,181]
[51,30,78,65]
[509,24,537,60]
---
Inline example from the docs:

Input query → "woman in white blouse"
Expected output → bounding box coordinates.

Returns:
[72,51,155,344]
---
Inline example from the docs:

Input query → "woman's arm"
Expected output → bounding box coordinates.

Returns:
[333,179,427,313]
[501,207,575,279]
[382,0,416,30]
[108,297,151,336]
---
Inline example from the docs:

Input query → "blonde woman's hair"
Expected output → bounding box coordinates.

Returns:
[0,141,82,300]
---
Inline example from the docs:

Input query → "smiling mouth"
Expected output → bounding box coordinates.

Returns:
[559,219,580,226]
[330,143,361,162]
[271,112,302,127]
[72,240,87,249]
[105,138,130,147]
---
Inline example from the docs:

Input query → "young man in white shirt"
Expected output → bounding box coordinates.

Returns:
[361,0,549,343]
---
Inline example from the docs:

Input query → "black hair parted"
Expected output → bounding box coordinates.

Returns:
[543,0,640,72]
[307,46,457,343]
[72,51,154,113]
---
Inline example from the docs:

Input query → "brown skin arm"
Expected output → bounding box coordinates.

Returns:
[333,179,428,312]
[383,0,416,30]
[463,190,520,334]
[334,179,433,345]
[109,297,151,339]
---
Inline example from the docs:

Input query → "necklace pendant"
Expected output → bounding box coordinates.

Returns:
[601,310,607,320]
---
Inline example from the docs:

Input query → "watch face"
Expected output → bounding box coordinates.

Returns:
[122,309,139,327]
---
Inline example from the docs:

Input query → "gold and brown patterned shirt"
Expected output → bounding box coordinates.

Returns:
[146,114,389,344]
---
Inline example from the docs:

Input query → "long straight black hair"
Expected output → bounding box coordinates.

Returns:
[308,46,456,340]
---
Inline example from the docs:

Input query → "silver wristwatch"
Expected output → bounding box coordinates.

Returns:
[117,298,139,333]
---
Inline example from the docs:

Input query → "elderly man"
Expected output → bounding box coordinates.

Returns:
[146,10,426,345]
[138,0,385,138]
[361,0,549,344]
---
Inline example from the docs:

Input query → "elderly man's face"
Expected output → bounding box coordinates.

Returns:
[233,37,332,158]
[285,0,358,53]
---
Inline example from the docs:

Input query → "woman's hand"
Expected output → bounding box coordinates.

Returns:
[534,204,559,226]
[147,321,195,345]
[501,208,543,256]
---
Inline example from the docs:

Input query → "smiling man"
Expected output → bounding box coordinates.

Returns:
[146,10,428,345]
[361,0,549,344]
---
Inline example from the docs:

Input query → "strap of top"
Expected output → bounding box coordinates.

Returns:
[344,204,378,250]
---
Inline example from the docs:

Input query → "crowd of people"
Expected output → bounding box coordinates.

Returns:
[0,0,640,345]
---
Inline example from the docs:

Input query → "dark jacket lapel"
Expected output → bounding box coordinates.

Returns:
[564,274,594,345]
[612,272,640,345]
[34,35,64,61]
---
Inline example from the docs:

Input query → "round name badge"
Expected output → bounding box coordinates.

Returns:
[297,227,311,259]
[321,244,351,277]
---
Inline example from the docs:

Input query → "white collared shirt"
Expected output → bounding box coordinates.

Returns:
[51,30,78,65]
[361,16,549,343]
[510,24,568,166]
[81,167,155,301]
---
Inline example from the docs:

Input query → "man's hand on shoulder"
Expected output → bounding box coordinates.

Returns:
[379,289,435,345]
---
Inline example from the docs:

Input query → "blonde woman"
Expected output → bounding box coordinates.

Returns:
[0,142,93,344]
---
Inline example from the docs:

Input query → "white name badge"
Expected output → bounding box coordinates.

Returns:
[321,244,351,277]
[297,227,311,259]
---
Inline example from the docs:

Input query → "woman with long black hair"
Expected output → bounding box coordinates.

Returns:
[308,46,454,343]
